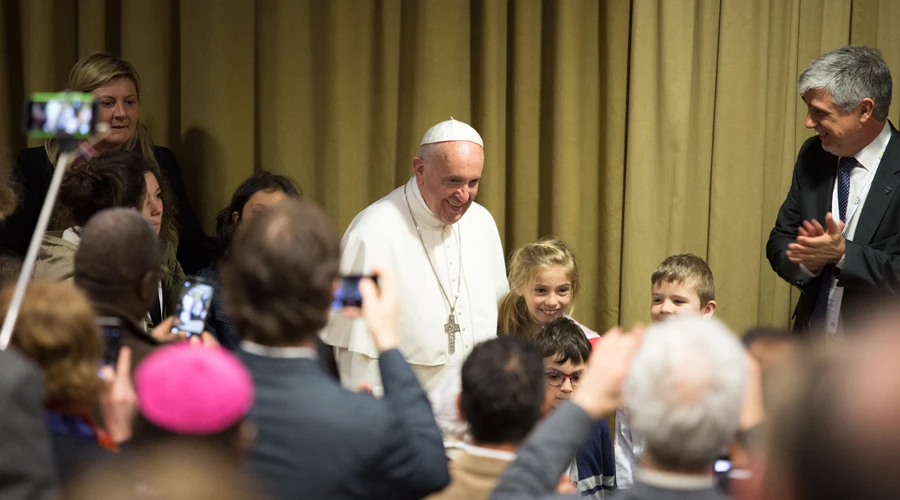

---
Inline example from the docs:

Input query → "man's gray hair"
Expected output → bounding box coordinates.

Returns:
[624,316,746,470]
[798,45,892,121]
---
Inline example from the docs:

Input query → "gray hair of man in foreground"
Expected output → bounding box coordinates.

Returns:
[798,45,892,121]
[624,316,746,471]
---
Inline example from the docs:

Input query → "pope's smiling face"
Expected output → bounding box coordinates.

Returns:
[413,141,484,225]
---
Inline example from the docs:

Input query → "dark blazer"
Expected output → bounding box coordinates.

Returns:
[767,125,900,332]
[0,349,59,500]
[237,348,449,500]
[0,145,212,274]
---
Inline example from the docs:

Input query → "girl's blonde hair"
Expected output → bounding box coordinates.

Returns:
[45,52,157,170]
[497,237,580,338]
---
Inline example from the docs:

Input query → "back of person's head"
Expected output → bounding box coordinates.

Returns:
[214,172,302,261]
[0,252,22,288]
[460,337,545,445]
[743,326,796,371]
[625,316,745,472]
[67,444,257,500]
[0,282,102,410]
[73,208,162,311]
[59,151,147,227]
[223,199,339,346]
[533,317,591,366]
[498,237,580,337]
[798,45,892,121]
[651,253,716,303]
[134,344,254,458]
[767,321,900,500]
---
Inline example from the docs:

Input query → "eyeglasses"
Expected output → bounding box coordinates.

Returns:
[544,370,583,388]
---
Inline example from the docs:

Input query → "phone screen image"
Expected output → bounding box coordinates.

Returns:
[332,275,380,310]
[96,317,123,369]
[24,92,98,140]
[170,278,215,337]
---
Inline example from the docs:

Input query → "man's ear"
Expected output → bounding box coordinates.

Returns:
[236,419,257,455]
[858,97,876,123]
[456,392,466,422]
[413,156,426,180]
[540,391,555,418]
[703,300,717,318]
[139,269,159,303]
[232,210,240,224]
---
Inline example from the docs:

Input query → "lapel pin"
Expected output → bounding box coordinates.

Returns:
[887,187,893,194]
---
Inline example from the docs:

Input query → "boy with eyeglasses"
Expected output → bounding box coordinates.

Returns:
[533,317,616,498]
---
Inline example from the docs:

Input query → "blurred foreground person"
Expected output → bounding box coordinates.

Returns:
[226,199,448,499]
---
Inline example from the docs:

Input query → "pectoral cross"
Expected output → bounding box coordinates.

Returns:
[444,313,460,354]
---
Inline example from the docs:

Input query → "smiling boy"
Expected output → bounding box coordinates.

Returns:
[616,253,717,489]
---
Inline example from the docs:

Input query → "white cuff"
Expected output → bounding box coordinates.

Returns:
[836,254,846,270]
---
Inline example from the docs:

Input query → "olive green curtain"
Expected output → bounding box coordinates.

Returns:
[3,0,900,334]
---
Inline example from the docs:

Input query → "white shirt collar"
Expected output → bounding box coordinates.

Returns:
[636,468,715,490]
[408,177,448,229]
[240,340,319,359]
[62,226,82,244]
[850,121,892,171]
[462,444,516,462]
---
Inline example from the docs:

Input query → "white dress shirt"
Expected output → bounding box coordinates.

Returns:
[801,121,892,332]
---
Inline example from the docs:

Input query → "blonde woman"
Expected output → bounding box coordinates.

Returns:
[2,52,210,274]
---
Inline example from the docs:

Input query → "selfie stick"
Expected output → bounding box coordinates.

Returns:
[0,146,82,350]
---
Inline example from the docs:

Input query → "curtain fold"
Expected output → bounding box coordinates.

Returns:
[3,0,898,333]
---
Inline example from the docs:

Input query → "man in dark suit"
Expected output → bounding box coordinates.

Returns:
[223,198,449,499]
[768,45,900,333]
[0,349,59,500]
[74,209,164,370]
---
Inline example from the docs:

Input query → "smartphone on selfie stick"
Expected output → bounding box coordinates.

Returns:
[0,92,103,351]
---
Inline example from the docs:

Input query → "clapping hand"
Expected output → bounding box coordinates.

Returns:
[786,212,846,273]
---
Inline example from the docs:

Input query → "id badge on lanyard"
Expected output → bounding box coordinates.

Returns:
[824,159,877,334]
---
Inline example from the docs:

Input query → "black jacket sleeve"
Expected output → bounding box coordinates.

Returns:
[375,349,450,498]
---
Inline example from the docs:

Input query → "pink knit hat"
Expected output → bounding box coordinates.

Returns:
[135,344,254,435]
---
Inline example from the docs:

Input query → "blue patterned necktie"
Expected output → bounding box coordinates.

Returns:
[808,157,857,330]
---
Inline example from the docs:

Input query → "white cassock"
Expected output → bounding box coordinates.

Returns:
[321,176,508,393]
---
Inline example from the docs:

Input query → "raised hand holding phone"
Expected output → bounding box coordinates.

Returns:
[98,346,136,444]
[168,277,214,339]
[356,268,399,353]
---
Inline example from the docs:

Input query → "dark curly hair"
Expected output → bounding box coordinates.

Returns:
[213,172,301,262]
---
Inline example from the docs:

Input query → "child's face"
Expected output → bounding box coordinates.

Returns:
[650,280,716,323]
[520,267,572,324]
[543,356,586,409]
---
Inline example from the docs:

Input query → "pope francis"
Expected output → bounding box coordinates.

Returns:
[322,118,508,393]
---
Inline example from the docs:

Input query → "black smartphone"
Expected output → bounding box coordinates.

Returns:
[96,316,123,369]
[170,277,215,337]
[332,275,378,309]
[23,92,100,140]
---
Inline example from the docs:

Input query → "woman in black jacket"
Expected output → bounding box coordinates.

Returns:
[1,52,211,273]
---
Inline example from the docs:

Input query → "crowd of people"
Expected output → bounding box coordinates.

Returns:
[1,43,900,500]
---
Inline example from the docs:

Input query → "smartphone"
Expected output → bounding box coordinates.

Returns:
[23,92,100,140]
[96,316,123,369]
[170,277,215,337]
[332,275,378,309]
